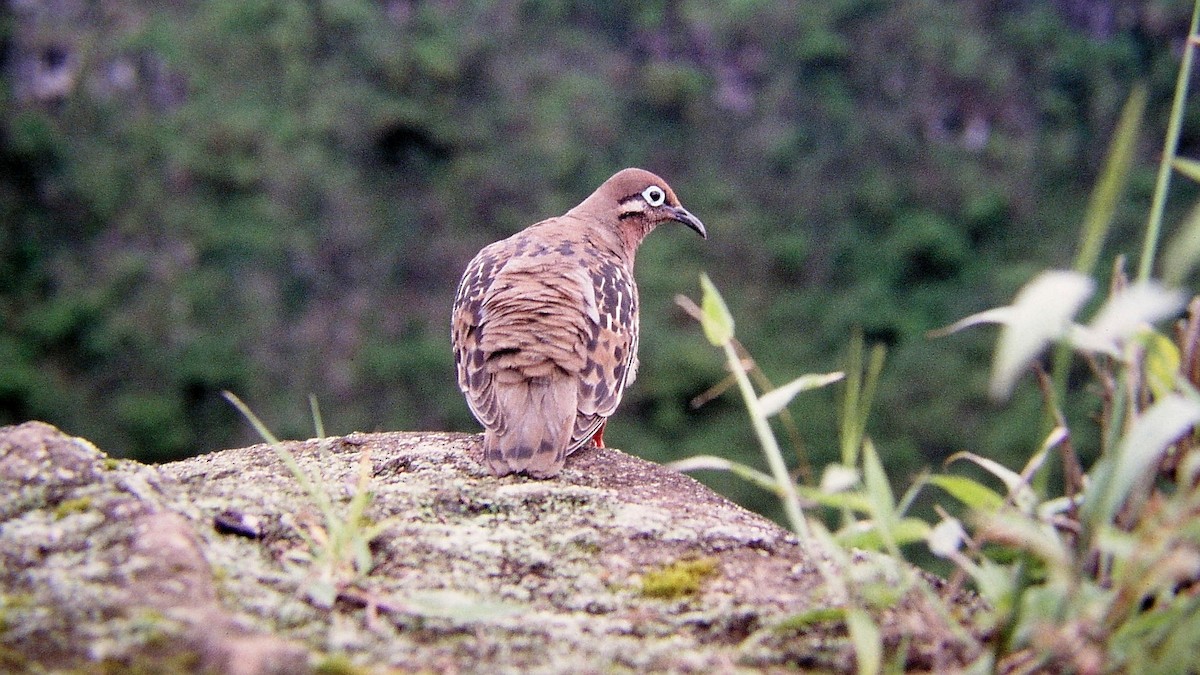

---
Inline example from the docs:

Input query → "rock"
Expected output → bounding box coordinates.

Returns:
[0,421,309,674]
[0,421,983,672]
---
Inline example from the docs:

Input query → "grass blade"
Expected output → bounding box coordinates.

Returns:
[309,394,326,439]
[1084,394,1200,526]
[758,372,845,417]
[1139,4,1200,282]
[1074,85,1146,277]
[846,608,883,675]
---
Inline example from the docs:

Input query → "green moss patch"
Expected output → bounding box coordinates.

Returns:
[639,557,719,599]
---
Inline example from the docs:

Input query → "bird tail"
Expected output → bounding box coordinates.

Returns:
[484,375,577,478]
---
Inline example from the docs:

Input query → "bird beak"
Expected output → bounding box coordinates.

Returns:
[669,206,707,239]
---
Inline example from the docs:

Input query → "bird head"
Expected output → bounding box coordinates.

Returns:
[572,168,707,251]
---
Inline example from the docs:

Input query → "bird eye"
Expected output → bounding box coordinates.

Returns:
[642,186,666,207]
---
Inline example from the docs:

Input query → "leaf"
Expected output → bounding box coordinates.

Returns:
[775,607,847,631]
[1112,597,1200,673]
[1136,330,1183,398]
[1022,425,1066,479]
[846,609,882,675]
[1085,282,1185,349]
[927,517,967,558]
[1074,85,1145,276]
[1065,323,1121,357]
[1036,493,1083,520]
[758,371,845,417]
[667,455,734,473]
[1163,201,1200,286]
[667,455,779,492]
[945,451,1023,494]
[698,273,734,346]
[927,306,1014,338]
[839,333,886,467]
[976,509,1071,579]
[797,485,873,514]
[862,440,897,525]
[990,270,1095,400]
[309,393,326,439]
[1084,394,1200,526]
[927,474,1005,511]
[1173,156,1200,183]
[966,556,1016,609]
[836,517,931,549]
[819,463,860,494]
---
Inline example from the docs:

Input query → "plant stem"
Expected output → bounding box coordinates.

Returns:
[723,340,810,540]
[1139,0,1200,283]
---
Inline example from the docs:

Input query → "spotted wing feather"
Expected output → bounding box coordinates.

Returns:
[569,258,638,450]
[452,241,508,435]
[452,224,639,476]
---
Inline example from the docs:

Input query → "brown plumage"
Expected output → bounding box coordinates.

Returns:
[451,168,707,478]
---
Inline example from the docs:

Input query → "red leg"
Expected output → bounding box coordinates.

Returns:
[590,421,607,448]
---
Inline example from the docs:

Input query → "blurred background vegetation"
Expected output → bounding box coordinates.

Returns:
[2,0,1197,521]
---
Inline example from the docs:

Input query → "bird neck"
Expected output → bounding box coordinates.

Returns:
[616,219,654,261]
[562,208,641,266]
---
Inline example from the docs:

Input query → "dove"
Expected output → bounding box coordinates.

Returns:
[452,168,706,477]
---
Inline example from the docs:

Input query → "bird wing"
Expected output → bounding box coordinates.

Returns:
[569,256,638,450]
[452,238,638,452]
[452,240,510,434]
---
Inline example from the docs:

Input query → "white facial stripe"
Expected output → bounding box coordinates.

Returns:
[619,200,646,218]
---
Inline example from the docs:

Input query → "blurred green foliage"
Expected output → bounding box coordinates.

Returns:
[0,1,1194,520]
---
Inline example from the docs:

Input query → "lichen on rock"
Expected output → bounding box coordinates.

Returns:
[0,421,984,673]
